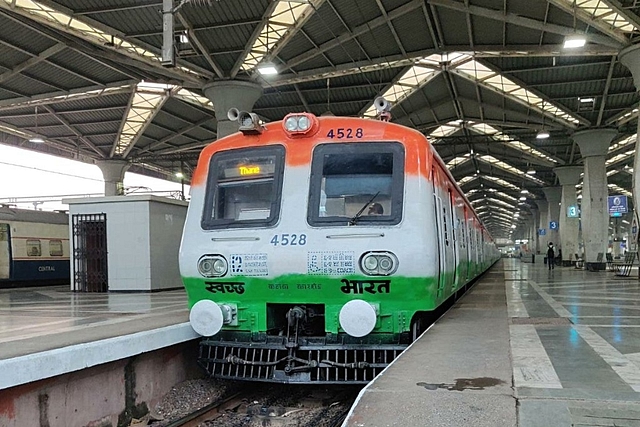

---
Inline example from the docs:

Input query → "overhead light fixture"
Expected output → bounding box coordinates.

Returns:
[563,34,586,49]
[579,97,595,103]
[29,106,44,144]
[175,171,184,178]
[536,130,550,139]
[520,189,527,193]
[526,169,536,175]
[257,64,278,75]
[519,196,526,201]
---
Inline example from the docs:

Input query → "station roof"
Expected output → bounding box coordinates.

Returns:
[0,0,638,238]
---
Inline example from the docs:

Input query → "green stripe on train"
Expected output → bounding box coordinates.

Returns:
[182,269,480,334]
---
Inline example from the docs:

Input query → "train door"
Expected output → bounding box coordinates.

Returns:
[432,168,446,298]
[448,189,458,290]
[461,207,470,283]
[0,223,10,279]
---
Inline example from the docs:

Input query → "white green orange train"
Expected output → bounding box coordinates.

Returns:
[179,106,499,383]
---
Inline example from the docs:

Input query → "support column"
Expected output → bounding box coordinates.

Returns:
[619,44,640,255]
[530,206,540,254]
[543,187,562,253]
[203,80,263,139]
[96,160,130,196]
[554,166,582,265]
[536,200,549,253]
[572,129,617,266]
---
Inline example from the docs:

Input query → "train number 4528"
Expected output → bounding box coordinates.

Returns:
[326,128,363,139]
[270,233,307,246]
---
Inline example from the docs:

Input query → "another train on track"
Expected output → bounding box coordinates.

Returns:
[0,206,70,286]
[180,99,499,384]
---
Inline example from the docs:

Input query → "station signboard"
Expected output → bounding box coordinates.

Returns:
[538,228,546,236]
[608,195,628,218]
[567,205,579,218]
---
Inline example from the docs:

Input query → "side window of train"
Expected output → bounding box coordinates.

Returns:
[201,145,285,229]
[49,240,63,257]
[0,224,7,241]
[27,239,41,257]
[308,142,404,226]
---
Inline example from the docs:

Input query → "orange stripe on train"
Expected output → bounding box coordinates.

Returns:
[191,117,433,187]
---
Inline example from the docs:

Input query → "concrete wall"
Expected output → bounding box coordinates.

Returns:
[149,201,188,290]
[0,341,199,427]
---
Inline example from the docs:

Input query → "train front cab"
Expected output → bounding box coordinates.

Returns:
[180,115,493,383]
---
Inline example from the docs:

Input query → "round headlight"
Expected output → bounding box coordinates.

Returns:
[379,256,393,272]
[363,255,378,271]
[284,116,299,131]
[213,258,227,274]
[297,115,310,131]
[198,258,214,276]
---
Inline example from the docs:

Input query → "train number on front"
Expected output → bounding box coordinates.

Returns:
[270,233,307,246]
[326,128,363,139]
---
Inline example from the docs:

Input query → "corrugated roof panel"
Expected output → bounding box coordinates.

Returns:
[52,92,131,111]
[2,74,58,96]
[356,26,403,58]
[301,4,351,48]
[49,49,133,84]
[0,16,57,54]
[391,12,434,52]
[24,62,90,90]
[60,109,126,125]
[0,44,31,69]
[88,8,162,38]
[181,0,268,26]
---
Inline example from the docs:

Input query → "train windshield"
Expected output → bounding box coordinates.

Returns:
[201,145,285,229]
[308,142,404,226]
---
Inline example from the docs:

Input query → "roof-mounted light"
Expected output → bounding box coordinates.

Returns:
[282,113,319,137]
[228,108,264,135]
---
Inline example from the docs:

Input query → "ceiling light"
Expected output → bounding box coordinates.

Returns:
[579,97,595,103]
[564,34,586,49]
[519,196,526,201]
[526,169,536,175]
[257,64,278,75]
[29,137,44,143]
[520,189,527,193]
[536,130,550,139]
[175,172,184,178]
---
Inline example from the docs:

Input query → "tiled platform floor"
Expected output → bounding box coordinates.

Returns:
[345,258,640,426]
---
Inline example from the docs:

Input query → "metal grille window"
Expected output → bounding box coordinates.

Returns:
[72,214,108,292]
[27,239,41,257]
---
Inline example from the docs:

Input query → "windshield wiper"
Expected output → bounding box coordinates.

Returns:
[349,192,380,226]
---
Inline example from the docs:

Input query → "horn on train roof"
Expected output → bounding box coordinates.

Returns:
[374,97,391,122]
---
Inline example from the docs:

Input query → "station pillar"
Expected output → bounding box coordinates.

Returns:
[619,44,640,252]
[543,187,562,253]
[536,200,548,252]
[530,206,540,254]
[96,160,130,196]
[202,80,263,139]
[572,129,617,265]
[553,166,582,264]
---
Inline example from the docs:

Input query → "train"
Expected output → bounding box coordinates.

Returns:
[0,206,70,285]
[179,100,500,384]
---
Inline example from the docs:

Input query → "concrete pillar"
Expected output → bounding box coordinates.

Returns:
[572,128,617,264]
[619,44,640,254]
[536,200,549,252]
[96,160,130,196]
[202,80,263,139]
[554,166,582,264]
[544,187,562,253]
[530,207,540,254]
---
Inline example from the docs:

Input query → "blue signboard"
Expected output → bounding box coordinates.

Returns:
[538,228,546,236]
[567,205,579,218]
[550,221,558,230]
[608,195,628,217]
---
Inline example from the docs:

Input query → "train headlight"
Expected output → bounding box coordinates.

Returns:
[198,255,228,277]
[282,113,318,137]
[339,300,378,337]
[359,251,398,276]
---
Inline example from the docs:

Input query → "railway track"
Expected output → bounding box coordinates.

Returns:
[163,384,360,427]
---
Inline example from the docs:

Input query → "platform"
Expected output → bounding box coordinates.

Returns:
[344,258,640,426]
[0,285,198,390]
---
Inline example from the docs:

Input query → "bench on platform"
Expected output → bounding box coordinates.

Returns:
[612,252,637,278]
[586,252,604,271]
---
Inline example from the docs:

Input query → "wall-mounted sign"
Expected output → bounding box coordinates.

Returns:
[538,228,546,236]
[550,221,558,230]
[567,205,579,218]
[608,195,628,217]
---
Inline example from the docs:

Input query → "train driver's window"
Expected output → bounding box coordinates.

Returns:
[308,142,404,226]
[49,239,63,257]
[27,239,41,257]
[202,146,285,229]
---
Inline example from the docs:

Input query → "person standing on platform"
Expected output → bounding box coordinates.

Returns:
[547,242,555,270]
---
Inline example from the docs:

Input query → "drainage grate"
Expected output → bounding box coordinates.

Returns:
[510,317,572,325]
